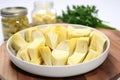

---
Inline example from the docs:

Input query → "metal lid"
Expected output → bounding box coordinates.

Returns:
[0,7,27,17]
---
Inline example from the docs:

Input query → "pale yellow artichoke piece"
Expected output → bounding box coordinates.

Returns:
[39,46,52,65]
[39,27,48,34]
[32,30,46,44]
[67,52,86,65]
[67,26,75,39]
[30,57,42,65]
[75,37,89,53]
[11,33,28,52]
[56,40,70,51]
[20,48,30,62]
[25,26,46,43]
[43,32,52,49]
[25,27,37,42]
[28,39,44,64]
[43,25,67,49]
[52,40,70,65]
[83,49,98,62]
[67,38,77,56]
[89,31,107,55]
[67,26,91,39]
[16,44,29,60]
[73,28,91,36]
[52,49,69,66]
[43,26,55,49]
[16,50,22,60]
[56,40,76,56]
[38,25,55,35]
[53,25,67,42]
[67,37,89,65]
[45,31,60,49]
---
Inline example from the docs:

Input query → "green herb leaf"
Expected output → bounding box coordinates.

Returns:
[57,5,115,29]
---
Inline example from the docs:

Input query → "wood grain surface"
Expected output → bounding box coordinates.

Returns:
[0,29,120,80]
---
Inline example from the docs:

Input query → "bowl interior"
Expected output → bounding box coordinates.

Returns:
[6,24,110,77]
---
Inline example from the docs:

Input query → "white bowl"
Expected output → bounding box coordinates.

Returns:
[6,24,110,77]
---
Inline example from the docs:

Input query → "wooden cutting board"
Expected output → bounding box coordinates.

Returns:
[0,28,120,80]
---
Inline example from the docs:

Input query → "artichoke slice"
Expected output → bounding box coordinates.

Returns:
[67,26,91,39]
[39,46,52,65]
[28,39,44,64]
[89,31,107,55]
[67,37,89,65]
[11,33,28,52]
[52,40,70,65]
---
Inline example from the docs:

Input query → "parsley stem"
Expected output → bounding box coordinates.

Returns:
[97,23,116,30]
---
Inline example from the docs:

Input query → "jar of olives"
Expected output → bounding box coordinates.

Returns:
[0,7,29,40]
[32,0,56,26]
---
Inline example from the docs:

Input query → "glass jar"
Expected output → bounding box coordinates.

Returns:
[0,7,29,40]
[32,0,56,26]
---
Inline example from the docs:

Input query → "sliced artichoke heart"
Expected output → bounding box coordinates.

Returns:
[67,38,77,56]
[28,39,44,64]
[52,49,69,66]
[11,33,28,52]
[16,44,30,61]
[32,29,46,44]
[54,25,67,42]
[52,40,70,65]
[90,31,107,55]
[56,40,70,51]
[18,48,30,62]
[39,46,52,65]
[67,52,85,65]
[67,26,91,39]
[83,49,98,62]
[25,27,37,42]
[67,37,89,65]
[45,31,60,49]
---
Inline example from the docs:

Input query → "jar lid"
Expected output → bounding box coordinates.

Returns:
[0,7,27,17]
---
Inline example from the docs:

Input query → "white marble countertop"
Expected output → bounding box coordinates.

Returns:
[0,0,120,45]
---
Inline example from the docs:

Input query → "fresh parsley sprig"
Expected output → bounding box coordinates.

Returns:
[57,5,115,29]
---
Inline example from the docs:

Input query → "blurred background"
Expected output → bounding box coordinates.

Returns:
[0,0,120,44]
